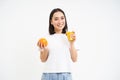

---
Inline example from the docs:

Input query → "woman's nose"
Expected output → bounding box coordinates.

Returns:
[58,19,62,23]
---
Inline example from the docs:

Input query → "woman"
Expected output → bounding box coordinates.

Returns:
[37,8,78,80]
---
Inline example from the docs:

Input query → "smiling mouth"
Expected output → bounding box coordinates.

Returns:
[57,24,64,27]
[58,25,63,27]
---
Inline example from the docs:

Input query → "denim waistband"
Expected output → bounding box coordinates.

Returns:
[41,72,72,80]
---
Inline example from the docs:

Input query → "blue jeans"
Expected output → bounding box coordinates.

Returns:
[41,72,72,80]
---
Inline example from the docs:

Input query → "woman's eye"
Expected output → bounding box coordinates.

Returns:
[54,17,64,21]
[54,18,58,21]
[61,17,64,20]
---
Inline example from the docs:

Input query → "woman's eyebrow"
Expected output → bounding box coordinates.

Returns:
[54,15,64,18]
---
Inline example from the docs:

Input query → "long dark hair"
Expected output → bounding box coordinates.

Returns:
[49,8,68,35]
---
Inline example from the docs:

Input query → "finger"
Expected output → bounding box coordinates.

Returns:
[43,43,46,48]
[40,42,43,49]
[72,34,76,40]
[71,34,75,38]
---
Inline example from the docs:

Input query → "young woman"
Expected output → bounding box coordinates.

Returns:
[37,8,78,80]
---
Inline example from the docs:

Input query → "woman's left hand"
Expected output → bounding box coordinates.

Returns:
[69,32,76,43]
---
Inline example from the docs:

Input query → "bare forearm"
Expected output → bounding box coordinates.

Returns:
[40,48,49,62]
[70,43,77,62]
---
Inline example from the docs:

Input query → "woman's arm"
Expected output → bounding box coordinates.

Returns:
[68,32,78,62]
[70,43,77,62]
[37,40,49,62]
[40,48,49,62]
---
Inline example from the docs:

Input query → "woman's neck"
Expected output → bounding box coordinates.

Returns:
[54,30,62,34]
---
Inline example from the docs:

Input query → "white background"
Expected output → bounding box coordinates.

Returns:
[0,0,120,80]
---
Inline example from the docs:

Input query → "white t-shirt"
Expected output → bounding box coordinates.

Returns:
[42,33,73,73]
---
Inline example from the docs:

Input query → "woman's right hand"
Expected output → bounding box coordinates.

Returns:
[37,38,48,49]
[37,41,46,49]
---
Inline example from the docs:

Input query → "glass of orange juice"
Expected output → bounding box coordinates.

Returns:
[66,31,74,41]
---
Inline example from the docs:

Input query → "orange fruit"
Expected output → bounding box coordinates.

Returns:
[38,38,48,47]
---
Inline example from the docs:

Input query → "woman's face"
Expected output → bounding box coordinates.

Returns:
[51,11,65,33]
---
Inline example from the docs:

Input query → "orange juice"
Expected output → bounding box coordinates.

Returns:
[66,31,74,41]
